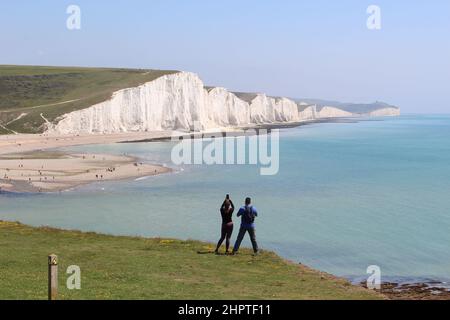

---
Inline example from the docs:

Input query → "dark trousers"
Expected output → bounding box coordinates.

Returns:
[233,226,258,253]
[216,222,234,252]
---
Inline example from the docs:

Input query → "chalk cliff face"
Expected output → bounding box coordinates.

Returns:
[250,95,300,124]
[206,87,250,127]
[317,106,354,118]
[367,107,401,117]
[47,72,398,135]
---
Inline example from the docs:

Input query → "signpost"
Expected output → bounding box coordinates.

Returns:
[48,254,58,300]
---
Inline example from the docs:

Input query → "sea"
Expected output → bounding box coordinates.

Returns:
[1,114,450,287]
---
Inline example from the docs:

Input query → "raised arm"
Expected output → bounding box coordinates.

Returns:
[220,199,227,211]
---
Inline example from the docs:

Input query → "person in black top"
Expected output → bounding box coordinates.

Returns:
[215,194,235,254]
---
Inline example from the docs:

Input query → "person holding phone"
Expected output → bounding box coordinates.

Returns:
[215,194,235,254]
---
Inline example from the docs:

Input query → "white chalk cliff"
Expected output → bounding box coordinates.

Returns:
[47,72,399,134]
[367,107,401,117]
[317,106,353,118]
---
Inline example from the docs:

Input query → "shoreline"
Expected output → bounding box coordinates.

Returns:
[359,281,450,300]
[0,117,362,151]
[0,117,357,193]
[0,151,171,193]
[118,117,362,143]
[0,130,179,193]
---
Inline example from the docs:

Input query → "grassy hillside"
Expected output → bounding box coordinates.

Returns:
[0,65,178,134]
[0,221,382,300]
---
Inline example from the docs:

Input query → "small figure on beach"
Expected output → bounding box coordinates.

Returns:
[215,194,235,255]
[232,197,259,255]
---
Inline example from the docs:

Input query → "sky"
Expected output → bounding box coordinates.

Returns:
[0,0,449,113]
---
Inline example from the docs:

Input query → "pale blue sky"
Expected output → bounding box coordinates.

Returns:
[1,1,449,113]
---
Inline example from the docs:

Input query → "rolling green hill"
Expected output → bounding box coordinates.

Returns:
[0,65,178,134]
[0,221,382,300]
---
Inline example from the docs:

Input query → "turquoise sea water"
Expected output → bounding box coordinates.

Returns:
[1,115,450,285]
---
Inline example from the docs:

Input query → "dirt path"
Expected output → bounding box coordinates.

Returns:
[6,113,27,126]
[4,98,83,113]
[0,99,84,133]
[0,123,17,135]
[40,113,51,125]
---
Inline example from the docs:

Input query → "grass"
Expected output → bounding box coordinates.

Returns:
[0,126,10,134]
[0,221,382,300]
[0,65,178,134]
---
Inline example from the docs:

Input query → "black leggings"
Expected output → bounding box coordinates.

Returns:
[216,222,234,252]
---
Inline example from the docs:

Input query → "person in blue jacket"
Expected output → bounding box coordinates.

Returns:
[232,197,259,255]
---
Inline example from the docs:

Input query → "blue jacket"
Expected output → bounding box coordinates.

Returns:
[237,206,258,228]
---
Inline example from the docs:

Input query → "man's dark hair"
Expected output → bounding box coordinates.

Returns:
[245,197,251,205]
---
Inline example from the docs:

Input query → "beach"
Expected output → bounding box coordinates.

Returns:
[0,151,171,193]
[0,131,175,156]
[0,121,320,193]
[0,132,176,193]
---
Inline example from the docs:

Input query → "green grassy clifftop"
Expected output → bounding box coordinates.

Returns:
[0,65,178,134]
[0,221,381,300]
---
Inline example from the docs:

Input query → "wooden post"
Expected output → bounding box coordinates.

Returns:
[48,254,58,300]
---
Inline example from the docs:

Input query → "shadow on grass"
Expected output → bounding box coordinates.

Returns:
[196,250,214,255]
[197,251,235,256]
